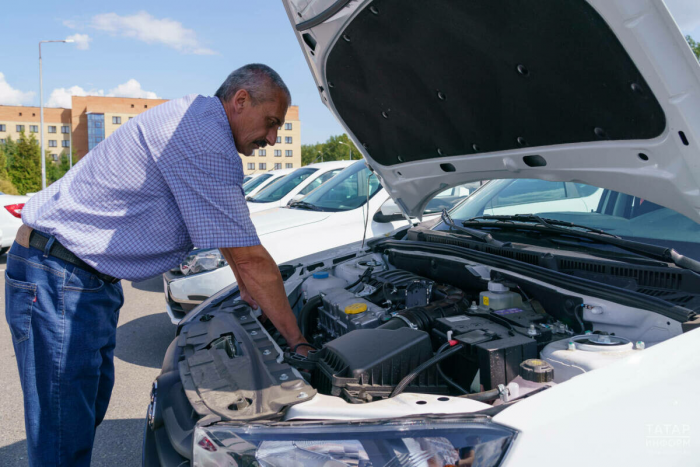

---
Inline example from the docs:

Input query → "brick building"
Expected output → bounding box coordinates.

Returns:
[0,96,301,172]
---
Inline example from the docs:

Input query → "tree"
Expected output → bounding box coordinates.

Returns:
[9,131,42,195]
[0,138,19,194]
[687,35,700,61]
[301,134,361,166]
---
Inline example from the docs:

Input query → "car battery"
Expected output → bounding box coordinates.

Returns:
[432,314,537,391]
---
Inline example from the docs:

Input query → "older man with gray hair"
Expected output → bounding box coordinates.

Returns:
[5,63,306,466]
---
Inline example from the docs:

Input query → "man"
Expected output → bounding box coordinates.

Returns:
[4,64,307,466]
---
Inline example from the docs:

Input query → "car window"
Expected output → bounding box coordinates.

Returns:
[243,174,272,195]
[299,162,383,212]
[444,179,700,260]
[298,169,343,196]
[249,168,317,203]
[487,179,567,209]
[425,184,476,213]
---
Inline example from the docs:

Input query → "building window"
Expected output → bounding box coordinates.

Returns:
[61,125,70,134]
[30,125,39,133]
[285,123,292,130]
[285,150,293,157]
[247,163,255,170]
[276,136,281,143]
[16,125,25,132]
[0,124,5,132]
[259,163,267,170]
[131,104,134,108]
[18,112,22,116]
[87,113,105,151]
[273,163,282,170]
[48,126,56,133]
[52,154,59,161]
[0,139,5,144]
[274,150,281,157]
[129,117,133,120]
[144,105,148,108]
[286,163,293,169]
[112,116,122,124]
[285,136,293,144]
[62,140,70,148]
[48,140,57,147]
[259,149,266,156]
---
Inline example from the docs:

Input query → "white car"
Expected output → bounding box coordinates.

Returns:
[144,1,700,466]
[246,160,353,213]
[0,193,30,255]
[163,160,476,321]
[242,168,294,198]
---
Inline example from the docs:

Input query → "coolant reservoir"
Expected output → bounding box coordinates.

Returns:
[301,271,348,300]
[541,334,640,383]
[479,281,523,310]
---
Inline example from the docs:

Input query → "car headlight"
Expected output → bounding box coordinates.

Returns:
[193,417,516,467]
[181,249,228,276]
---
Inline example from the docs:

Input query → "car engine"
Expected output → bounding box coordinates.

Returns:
[281,254,597,404]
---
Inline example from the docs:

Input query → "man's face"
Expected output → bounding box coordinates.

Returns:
[227,88,288,156]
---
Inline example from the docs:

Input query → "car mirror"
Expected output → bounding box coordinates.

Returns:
[287,194,304,205]
[380,199,402,216]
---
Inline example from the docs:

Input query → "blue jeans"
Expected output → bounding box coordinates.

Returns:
[4,239,123,466]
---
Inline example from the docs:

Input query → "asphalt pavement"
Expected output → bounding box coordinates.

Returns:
[0,254,177,466]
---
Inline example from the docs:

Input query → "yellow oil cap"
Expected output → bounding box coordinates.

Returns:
[345,303,368,314]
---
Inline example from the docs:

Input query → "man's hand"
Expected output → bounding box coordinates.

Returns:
[220,245,307,351]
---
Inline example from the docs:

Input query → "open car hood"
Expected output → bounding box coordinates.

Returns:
[282,0,700,222]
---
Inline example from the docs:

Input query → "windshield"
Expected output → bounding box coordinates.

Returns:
[441,179,700,260]
[249,168,317,203]
[298,169,344,196]
[243,174,272,195]
[295,161,382,212]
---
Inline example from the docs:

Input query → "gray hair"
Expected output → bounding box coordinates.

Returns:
[215,64,291,106]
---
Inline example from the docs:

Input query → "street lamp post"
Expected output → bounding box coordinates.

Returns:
[39,39,73,189]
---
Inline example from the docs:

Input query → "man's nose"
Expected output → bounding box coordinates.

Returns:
[266,128,277,146]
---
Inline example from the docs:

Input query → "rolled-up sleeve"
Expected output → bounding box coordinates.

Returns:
[159,155,260,249]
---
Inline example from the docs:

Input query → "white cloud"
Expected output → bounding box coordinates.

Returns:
[106,79,159,99]
[665,0,700,34]
[46,85,104,108]
[0,72,35,106]
[45,79,158,108]
[63,19,78,29]
[90,11,216,55]
[66,33,92,50]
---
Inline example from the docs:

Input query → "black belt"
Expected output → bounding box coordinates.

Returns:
[29,231,121,284]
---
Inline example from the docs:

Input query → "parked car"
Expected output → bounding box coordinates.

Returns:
[0,193,30,255]
[144,1,700,466]
[246,160,353,213]
[242,168,294,198]
[163,160,476,322]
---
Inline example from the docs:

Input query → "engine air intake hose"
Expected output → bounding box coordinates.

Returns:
[379,285,467,331]
[298,295,324,340]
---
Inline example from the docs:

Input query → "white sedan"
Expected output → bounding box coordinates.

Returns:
[246,160,353,213]
[242,168,294,198]
[0,193,30,255]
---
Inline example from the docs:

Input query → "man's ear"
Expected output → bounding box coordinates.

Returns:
[232,89,250,114]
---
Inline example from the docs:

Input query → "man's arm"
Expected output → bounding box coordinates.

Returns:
[220,245,307,352]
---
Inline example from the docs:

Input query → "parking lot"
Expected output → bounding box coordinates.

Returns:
[0,255,175,466]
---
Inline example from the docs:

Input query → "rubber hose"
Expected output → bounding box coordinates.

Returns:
[390,344,464,397]
[434,342,469,394]
[458,388,501,402]
[298,295,323,340]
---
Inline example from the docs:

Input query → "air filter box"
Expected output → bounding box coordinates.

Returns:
[312,328,444,403]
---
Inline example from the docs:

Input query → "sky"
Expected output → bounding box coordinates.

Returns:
[0,0,699,145]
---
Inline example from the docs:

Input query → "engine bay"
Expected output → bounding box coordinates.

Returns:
[274,250,689,406]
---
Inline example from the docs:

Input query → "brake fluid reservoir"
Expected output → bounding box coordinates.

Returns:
[302,271,348,300]
[479,281,523,310]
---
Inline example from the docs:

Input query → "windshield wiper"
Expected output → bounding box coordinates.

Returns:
[289,200,322,211]
[463,214,700,273]
[441,210,511,248]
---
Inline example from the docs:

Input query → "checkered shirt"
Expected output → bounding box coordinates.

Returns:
[22,94,260,281]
